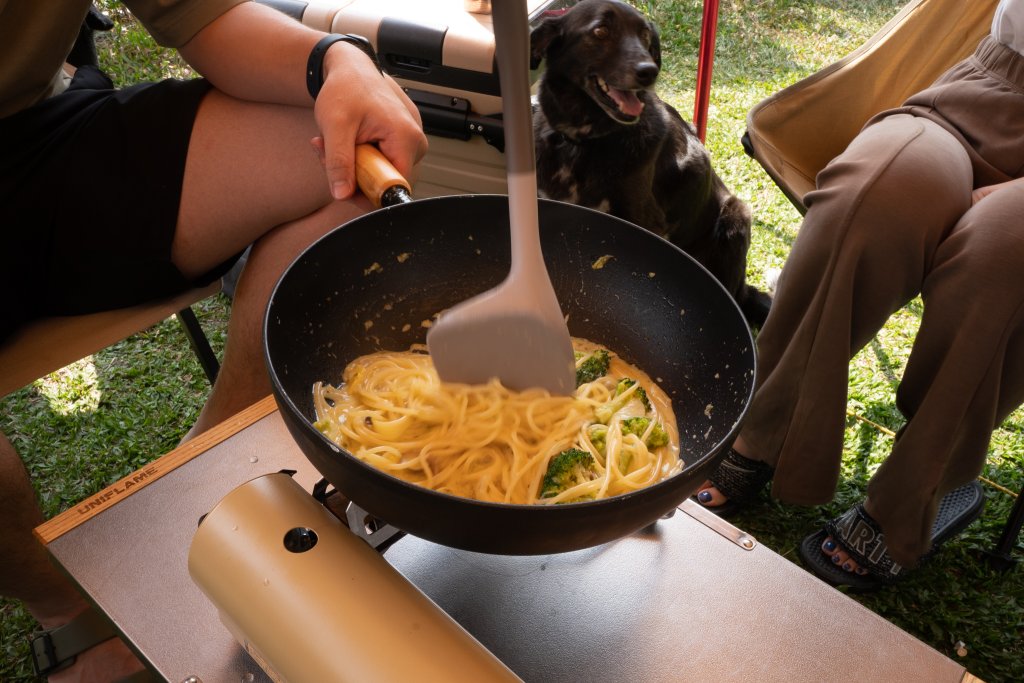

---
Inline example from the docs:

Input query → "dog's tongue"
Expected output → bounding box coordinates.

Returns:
[608,87,644,117]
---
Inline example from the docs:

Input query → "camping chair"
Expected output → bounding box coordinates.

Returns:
[742,0,1022,569]
[0,285,221,399]
[743,0,998,214]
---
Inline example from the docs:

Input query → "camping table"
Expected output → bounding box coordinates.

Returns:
[36,397,983,683]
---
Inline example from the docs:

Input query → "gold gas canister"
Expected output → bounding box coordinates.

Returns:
[187,472,521,683]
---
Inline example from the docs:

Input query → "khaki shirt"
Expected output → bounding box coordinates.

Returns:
[0,0,246,119]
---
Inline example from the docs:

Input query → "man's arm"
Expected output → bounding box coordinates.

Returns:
[178,1,426,199]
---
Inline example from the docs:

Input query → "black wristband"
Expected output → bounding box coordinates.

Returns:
[306,33,383,101]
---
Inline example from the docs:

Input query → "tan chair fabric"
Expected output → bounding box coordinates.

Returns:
[0,282,220,397]
[745,0,1000,213]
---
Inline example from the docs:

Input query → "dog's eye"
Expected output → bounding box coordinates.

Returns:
[641,29,652,47]
[592,25,609,39]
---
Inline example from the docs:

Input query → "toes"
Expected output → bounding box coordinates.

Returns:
[840,558,861,573]
[695,484,727,507]
[820,536,861,573]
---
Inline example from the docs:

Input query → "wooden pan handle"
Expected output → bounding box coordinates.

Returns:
[355,144,413,208]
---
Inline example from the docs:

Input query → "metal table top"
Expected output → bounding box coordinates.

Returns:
[37,397,971,683]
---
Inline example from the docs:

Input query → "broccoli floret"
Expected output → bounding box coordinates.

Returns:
[594,377,650,423]
[621,417,669,449]
[588,423,608,455]
[540,448,599,499]
[616,378,651,410]
[575,349,611,386]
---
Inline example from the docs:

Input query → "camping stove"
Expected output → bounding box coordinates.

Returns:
[187,471,521,683]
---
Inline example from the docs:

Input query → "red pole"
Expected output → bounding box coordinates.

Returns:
[694,0,719,143]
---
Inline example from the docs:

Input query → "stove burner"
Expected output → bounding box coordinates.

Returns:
[311,476,405,552]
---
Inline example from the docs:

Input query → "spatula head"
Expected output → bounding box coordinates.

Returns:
[426,287,576,395]
[425,0,575,395]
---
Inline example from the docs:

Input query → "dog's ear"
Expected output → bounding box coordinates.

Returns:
[529,17,562,70]
[648,21,662,69]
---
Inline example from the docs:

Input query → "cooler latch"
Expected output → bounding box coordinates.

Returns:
[406,88,505,152]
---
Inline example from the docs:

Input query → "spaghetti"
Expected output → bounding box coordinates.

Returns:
[312,340,680,505]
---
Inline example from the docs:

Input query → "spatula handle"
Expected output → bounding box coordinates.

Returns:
[491,1,535,178]
[355,144,413,208]
[492,0,545,280]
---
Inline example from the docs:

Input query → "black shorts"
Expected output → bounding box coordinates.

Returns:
[0,66,241,343]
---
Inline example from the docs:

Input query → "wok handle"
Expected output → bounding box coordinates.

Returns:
[355,144,413,208]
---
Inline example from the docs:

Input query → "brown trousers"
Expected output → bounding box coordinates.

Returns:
[741,36,1024,566]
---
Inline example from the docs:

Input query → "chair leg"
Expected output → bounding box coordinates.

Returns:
[176,307,220,385]
[985,484,1023,572]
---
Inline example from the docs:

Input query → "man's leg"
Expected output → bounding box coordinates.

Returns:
[0,433,86,627]
[697,115,973,507]
[170,89,375,435]
[0,432,144,680]
[749,116,973,498]
[4,88,390,679]
[866,183,1024,564]
[820,185,1024,572]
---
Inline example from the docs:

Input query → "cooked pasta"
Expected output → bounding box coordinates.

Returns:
[312,339,680,505]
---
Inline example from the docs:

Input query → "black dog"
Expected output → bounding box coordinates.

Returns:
[530,0,771,327]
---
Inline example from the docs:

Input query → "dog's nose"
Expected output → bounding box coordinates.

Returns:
[635,61,659,87]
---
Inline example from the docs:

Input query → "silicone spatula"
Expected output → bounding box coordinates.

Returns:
[425,0,575,395]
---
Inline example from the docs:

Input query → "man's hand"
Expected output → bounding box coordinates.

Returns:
[314,42,426,200]
[972,177,1024,205]
[178,2,427,203]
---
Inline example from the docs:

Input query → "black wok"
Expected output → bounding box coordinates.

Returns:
[265,195,755,555]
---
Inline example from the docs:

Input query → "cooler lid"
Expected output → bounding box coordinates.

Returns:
[320,0,575,95]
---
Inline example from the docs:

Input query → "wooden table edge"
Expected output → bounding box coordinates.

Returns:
[34,395,279,546]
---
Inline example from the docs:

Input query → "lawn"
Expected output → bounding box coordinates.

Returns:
[1,1,1021,681]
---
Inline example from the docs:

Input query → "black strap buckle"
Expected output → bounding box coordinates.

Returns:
[27,607,118,676]
[30,630,65,677]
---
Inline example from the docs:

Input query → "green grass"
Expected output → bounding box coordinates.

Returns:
[1,1,1021,681]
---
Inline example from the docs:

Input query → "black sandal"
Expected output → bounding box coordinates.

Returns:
[799,481,985,592]
[694,447,774,517]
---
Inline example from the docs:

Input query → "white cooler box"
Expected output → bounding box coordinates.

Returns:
[260,0,574,197]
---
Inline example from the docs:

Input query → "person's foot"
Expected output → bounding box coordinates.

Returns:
[797,482,984,592]
[692,446,773,516]
[695,480,727,507]
[797,502,905,591]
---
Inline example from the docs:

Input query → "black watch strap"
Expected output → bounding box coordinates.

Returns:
[306,33,383,100]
